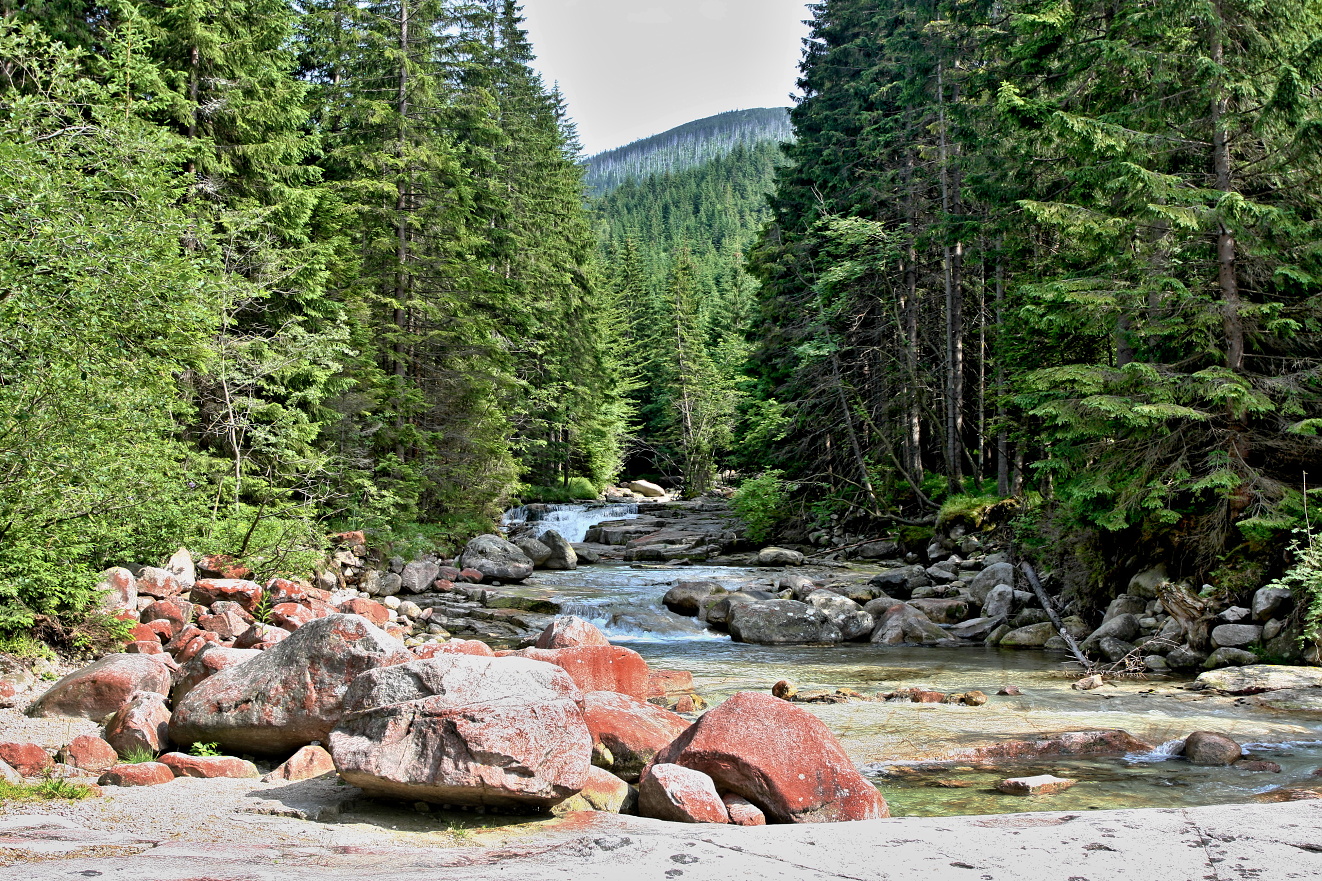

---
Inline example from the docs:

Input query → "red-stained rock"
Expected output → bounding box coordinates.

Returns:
[413,639,495,659]
[265,578,331,607]
[516,645,651,700]
[330,530,367,548]
[136,567,184,599]
[97,568,138,615]
[457,568,485,584]
[233,623,288,650]
[1183,731,1243,766]
[438,566,461,582]
[172,644,260,704]
[954,729,1153,762]
[647,669,697,701]
[27,654,172,720]
[433,578,456,592]
[330,655,592,809]
[127,622,162,644]
[158,752,259,779]
[582,691,689,782]
[638,763,729,824]
[165,623,204,652]
[170,614,412,756]
[197,554,250,580]
[651,691,886,824]
[125,640,164,655]
[912,690,947,704]
[141,620,174,643]
[263,745,336,782]
[174,632,221,665]
[104,691,171,756]
[190,579,264,613]
[57,735,119,773]
[197,608,252,640]
[722,793,767,826]
[384,623,409,640]
[0,742,52,776]
[141,598,194,637]
[535,616,611,649]
[338,598,389,627]
[271,602,316,632]
[99,762,174,787]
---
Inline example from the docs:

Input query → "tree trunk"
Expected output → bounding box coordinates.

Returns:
[938,61,964,493]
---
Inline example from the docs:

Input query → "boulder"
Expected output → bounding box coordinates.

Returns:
[869,603,948,646]
[169,614,412,755]
[856,540,900,561]
[1103,594,1148,623]
[1127,565,1169,599]
[0,759,19,785]
[868,565,931,598]
[997,621,1057,648]
[535,616,611,649]
[96,567,138,615]
[663,581,727,617]
[196,607,251,641]
[104,691,171,756]
[516,645,651,700]
[376,573,403,597]
[966,562,1015,604]
[338,598,389,626]
[1252,587,1294,623]
[1183,731,1242,766]
[171,645,260,705]
[140,598,194,637]
[906,597,970,624]
[27,654,171,720]
[0,742,51,776]
[997,774,1076,795]
[949,616,1005,641]
[804,591,873,641]
[263,744,336,782]
[1203,647,1259,669]
[583,690,690,782]
[1211,623,1263,649]
[136,567,184,599]
[624,479,666,498]
[159,752,259,779]
[702,592,758,628]
[651,691,886,823]
[540,529,578,571]
[190,579,263,613]
[638,763,728,824]
[981,584,1014,620]
[166,548,196,591]
[513,537,552,567]
[329,655,592,809]
[1167,644,1210,670]
[1194,664,1322,694]
[400,560,441,595]
[728,600,842,645]
[458,535,534,583]
[566,766,632,814]
[57,735,119,773]
[722,793,767,826]
[1080,614,1141,654]
[99,762,174,787]
[1097,637,1137,663]
[754,547,805,567]
[414,639,495,659]
[271,602,316,632]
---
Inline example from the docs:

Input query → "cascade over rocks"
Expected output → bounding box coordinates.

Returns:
[169,614,412,755]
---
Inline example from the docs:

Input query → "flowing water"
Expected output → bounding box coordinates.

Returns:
[510,563,1322,817]
[501,503,639,543]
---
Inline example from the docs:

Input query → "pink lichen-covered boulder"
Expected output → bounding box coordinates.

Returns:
[136,567,184,600]
[159,752,259,780]
[97,568,138,615]
[638,763,729,824]
[723,793,767,826]
[651,691,886,823]
[266,578,332,607]
[141,598,194,638]
[171,644,260,705]
[413,639,495,659]
[190,578,264,613]
[197,607,252,641]
[104,691,172,756]
[125,640,164,655]
[99,762,174,787]
[582,691,689,781]
[169,614,412,756]
[263,745,336,782]
[338,598,389,627]
[0,742,52,776]
[329,655,592,810]
[57,735,119,773]
[515,645,651,700]
[27,654,171,720]
[535,616,611,649]
[271,602,316,632]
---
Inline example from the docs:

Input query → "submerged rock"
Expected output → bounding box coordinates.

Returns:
[997,774,1076,795]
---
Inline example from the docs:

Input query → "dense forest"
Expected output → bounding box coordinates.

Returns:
[0,1,627,643]
[743,0,1322,609]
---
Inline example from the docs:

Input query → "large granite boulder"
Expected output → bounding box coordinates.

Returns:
[169,614,412,755]
[869,603,948,645]
[96,567,138,615]
[867,565,931,599]
[535,615,611,649]
[27,654,171,720]
[329,655,592,809]
[965,562,1015,604]
[514,645,651,700]
[582,690,689,781]
[1252,587,1294,623]
[458,535,534,583]
[805,591,874,641]
[540,529,578,571]
[650,691,886,823]
[513,537,552,567]
[171,645,260,705]
[1195,664,1322,694]
[754,547,805,567]
[728,599,842,645]
[663,581,726,617]
[400,560,441,595]
[638,763,729,824]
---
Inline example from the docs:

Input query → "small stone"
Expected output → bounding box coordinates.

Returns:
[57,735,119,773]
[721,793,767,826]
[263,745,336,782]
[960,690,988,707]
[99,762,174,787]
[158,752,260,780]
[997,774,1076,795]
[771,680,798,701]
[0,742,52,776]
[1072,674,1105,691]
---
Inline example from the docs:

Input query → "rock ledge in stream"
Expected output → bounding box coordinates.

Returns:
[1194,664,1322,695]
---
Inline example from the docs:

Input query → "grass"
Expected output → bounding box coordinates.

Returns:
[0,778,98,802]
[118,745,157,764]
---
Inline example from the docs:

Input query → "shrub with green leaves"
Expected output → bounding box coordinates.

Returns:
[732,471,793,544]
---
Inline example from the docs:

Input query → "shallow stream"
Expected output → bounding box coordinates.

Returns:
[513,563,1322,817]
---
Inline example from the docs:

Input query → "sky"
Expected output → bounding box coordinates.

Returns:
[519,0,815,155]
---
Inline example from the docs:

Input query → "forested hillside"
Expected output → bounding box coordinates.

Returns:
[584,107,790,193]
[0,1,625,643]
[745,0,1322,608]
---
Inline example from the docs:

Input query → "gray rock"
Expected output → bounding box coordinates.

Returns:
[1210,623,1262,649]
[754,547,805,567]
[981,584,1015,620]
[663,581,726,617]
[458,535,535,583]
[1097,636,1137,663]
[985,623,1013,646]
[377,572,403,597]
[1203,647,1261,669]
[728,600,842,645]
[1166,644,1209,671]
[966,562,1015,604]
[926,566,959,585]
[514,537,552,567]
[949,616,1005,641]
[1144,655,1170,672]
[805,591,873,641]
[1081,613,1141,654]
[857,540,900,560]
[1251,687,1322,712]
[1103,594,1147,623]
[1216,606,1252,625]
[860,594,900,617]
[1012,608,1051,628]
[1182,731,1242,766]
[1155,616,1185,643]
[998,622,1057,648]
[359,570,382,596]
[868,565,932,598]
[540,529,578,571]
[388,556,405,574]
[1127,565,1169,599]
[1251,587,1293,623]
[702,592,758,628]
[571,544,601,564]
[1262,618,1285,641]
[869,602,948,646]
[400,560,440,595]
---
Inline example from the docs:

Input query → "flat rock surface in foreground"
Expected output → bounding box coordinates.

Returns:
[7,801,1322,880]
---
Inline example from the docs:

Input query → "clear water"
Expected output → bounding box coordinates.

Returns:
[501,503,639,543]
[515,564,1322,817]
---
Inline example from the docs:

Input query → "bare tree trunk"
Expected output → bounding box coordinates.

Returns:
[1210,10,1243,374]
[938,62,964,493]
[995,243,1010,496]
[902,149,924,484]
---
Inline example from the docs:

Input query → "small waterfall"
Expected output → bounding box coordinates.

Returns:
[556,597,725,644]
[1125,739,1186,763]
[501,502,639,543]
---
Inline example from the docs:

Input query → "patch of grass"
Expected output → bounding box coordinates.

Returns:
[0,778,97,802]
[118,745,157,764]
[0,633,55,662]
[516,477,601,504]
[936,494,1007,530]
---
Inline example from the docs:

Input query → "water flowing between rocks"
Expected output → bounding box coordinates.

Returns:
[505,562,1322,817]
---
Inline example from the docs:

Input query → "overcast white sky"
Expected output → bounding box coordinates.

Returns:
[520,0,814,155]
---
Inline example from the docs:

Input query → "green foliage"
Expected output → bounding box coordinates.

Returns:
[732,471,794,544]
[119,746,158,764]
[518,478,601,504]
[1266,532,1322,645]
[0,778,98,802]
[189,742,222,758]
[936,495,1004,531]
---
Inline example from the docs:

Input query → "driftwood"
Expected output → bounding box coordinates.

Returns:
[1156,581,1213,652]
[1019,561,1093,669]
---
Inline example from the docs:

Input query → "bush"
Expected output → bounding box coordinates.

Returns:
[732,471,793,544]
[517,477,601,504]
[1266,531,1322,646]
